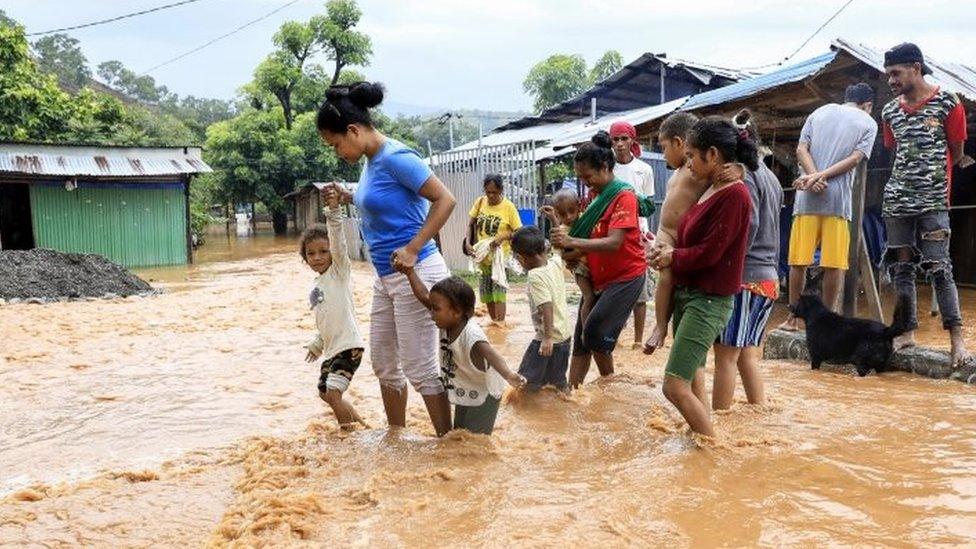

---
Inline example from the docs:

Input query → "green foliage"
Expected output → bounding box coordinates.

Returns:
[310,0,372,85]
[0,9,17,29]
[523,50,625,114]
[523,54,588,113]
[97,60,172,103]
[205,107,350,233]
[544,160,573,185]
[33,33,92,88]
[589,50,623,84]
[251,0,372,130]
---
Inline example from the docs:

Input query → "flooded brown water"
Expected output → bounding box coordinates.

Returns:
[2,234,975,546]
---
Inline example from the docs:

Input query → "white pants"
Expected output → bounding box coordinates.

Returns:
[370,253,450,395]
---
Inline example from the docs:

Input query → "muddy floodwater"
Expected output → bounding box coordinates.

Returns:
[2,233,975,546]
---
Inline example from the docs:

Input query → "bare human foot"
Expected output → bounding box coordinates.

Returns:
[893,330,916,351]
[643,323,667,355]
[776,315,801,332]
[950,327,973,369]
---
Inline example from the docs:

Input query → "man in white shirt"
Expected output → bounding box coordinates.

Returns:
[610,121,655,349]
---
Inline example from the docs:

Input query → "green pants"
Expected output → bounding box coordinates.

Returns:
[453,395,501,435]
[665,287,733,381]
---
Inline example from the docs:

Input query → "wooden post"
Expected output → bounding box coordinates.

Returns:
[843,164,867,316]
[858,235,883,321]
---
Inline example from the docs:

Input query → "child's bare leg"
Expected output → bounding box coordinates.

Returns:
[322,389,358,427]
[663,375,715,437]
[736,346,765,405]
[645,267,674,354]
[575,274,595,324]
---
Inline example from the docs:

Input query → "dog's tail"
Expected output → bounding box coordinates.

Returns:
[883,291,913,339]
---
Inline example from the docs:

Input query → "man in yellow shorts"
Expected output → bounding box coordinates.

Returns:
[779,83,878,331]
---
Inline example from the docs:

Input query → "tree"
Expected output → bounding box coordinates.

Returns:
[33,33,92,88]
[309,0,372,86]
[1,24,71,140]
[252,0,372,130]
[205,108,346,234]
[97,60,173,103]
[0,9,17,28]
[589,50,623,84]
[523,54,588,113]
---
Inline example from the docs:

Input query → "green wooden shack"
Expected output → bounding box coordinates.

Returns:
[0,142,212,267]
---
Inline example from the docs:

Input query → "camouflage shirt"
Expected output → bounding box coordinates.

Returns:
[881,89,967,217]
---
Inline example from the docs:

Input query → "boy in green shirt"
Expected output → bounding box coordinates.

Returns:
[511,226,571,392]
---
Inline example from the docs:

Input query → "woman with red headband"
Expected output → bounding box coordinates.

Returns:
[609,121,655,349]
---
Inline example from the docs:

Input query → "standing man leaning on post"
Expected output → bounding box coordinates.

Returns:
[778,83,878,331]
[880,42,972,367]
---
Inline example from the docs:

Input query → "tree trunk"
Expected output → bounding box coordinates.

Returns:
[272,210,288,235]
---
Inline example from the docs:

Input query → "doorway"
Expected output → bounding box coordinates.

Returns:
[0,183,35,250]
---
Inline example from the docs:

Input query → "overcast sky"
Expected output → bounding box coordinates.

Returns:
[7,0,974,115]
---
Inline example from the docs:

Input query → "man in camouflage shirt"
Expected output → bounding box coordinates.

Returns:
[882,42,971,367]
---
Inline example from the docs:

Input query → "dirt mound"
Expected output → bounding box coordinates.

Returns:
[0,248,154,302]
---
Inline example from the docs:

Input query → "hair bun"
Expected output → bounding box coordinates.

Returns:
[324,86,349,103]
[348,81,385,109]
[591,130,612,150]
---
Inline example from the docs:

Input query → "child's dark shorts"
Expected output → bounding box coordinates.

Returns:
[318,348,363,394]
[518,339,571,391]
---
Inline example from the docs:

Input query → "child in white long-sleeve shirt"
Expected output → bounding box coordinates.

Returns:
[301,194,366,429]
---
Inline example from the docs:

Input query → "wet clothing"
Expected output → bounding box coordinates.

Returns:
[453,395,501,435]
[884,211,962,330]
[796,103,878,220]
[584,189,647,292]
[881,88,967,218]
[479,264,507,304]
[440,319,507,407]
[318,348,363,393]
[665,287,733,381]
[370,253,450,395]
[572,274,645,356]
[307,207,365,364]
[672,183,752,297]
[354,139,438,277]
[518,339,570,391]
[717,290,775,348]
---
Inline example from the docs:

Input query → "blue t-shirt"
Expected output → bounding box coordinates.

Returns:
[354,139,437,276]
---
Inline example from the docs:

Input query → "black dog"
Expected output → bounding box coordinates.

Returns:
[789,292,912,376]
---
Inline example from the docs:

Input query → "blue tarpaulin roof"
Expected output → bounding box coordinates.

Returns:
[681,51,839,112]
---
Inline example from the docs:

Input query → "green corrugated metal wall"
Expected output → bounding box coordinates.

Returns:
[29,184,188,267]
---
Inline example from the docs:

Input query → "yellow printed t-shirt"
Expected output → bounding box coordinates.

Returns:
[469,197,522,255]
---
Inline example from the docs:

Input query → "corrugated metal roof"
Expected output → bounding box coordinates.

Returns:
[0,143,212,178]
[547,98,688,149]
[681,51,839,111]
[832,38,976,102]
[438,98,688,160]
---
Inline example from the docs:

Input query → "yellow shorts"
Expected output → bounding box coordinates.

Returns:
[788,215,850,270]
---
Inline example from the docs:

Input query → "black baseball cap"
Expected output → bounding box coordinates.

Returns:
[844,83,875,104]
[884,42,933,75]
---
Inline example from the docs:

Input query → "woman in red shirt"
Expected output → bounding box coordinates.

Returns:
[648,117,756,437]
[552,132,649,388]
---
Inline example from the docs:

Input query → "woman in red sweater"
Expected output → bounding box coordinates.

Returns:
[648,117,756,437]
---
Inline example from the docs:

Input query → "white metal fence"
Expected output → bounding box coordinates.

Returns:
[431,141,540,270]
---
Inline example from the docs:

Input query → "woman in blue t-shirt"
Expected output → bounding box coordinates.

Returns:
[317,82,455,436]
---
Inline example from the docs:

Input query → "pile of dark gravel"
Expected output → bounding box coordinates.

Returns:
[0,248,154,303]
